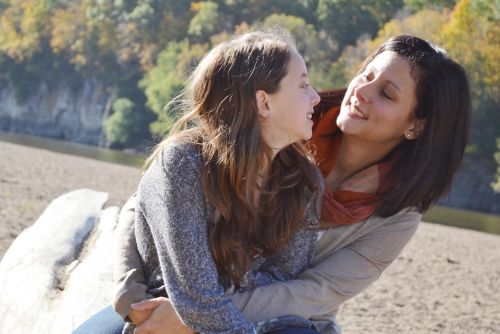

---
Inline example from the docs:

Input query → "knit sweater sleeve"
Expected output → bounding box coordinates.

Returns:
[136,143,255,334]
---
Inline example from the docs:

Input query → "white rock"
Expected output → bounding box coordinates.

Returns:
[0,189,118,334]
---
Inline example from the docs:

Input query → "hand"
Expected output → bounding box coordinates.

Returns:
[132,297,196,334]
[129,306,154,326]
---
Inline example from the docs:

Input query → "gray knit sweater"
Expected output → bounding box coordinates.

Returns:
[125,141,322,334]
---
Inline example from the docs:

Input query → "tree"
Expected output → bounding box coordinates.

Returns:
[493,138,500,193]
[104,98,145,147]
[441,0,500,158]
[257,14,337,89]
[404,0,457,11]
[0,0,52,62]
[316,0,403,51]
[139,40,207,136]
[188,1,221,40]
[326,8,449,89]
[441,0,499,105]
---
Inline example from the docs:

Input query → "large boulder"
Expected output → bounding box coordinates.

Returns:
[0,189,118,333]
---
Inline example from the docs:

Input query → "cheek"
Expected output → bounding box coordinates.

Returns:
[335,109,349,130]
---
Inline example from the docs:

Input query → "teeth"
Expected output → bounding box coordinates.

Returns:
[351,105,367,119]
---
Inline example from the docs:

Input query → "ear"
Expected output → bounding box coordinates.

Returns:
[255,90,270,118]
[404,118,426,140]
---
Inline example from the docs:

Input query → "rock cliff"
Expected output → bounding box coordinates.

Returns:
[0,80,116,145]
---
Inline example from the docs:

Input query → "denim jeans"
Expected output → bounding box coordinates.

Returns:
[72,306,124,334]
[269,327,320,334]
[72,305,320,334]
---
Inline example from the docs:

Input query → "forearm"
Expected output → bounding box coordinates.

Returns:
[233,211,420,322]
[112,193,152,320]
[232,247,381,322]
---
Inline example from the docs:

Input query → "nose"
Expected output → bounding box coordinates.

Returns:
[353,82,371,104]
[310,88,320,107]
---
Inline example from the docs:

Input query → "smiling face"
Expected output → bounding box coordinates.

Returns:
[258,50,321,152]
[337,51,422,148]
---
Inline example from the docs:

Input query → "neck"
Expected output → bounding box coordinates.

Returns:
[329,134,399,187]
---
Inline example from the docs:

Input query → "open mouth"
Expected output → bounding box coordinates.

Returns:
[348,101,368,119]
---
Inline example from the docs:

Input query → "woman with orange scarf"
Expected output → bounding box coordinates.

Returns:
[77,35,471,334]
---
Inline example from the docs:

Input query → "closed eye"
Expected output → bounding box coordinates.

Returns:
[381,90,392,100]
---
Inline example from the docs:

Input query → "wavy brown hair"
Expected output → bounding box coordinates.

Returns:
[315,35,471,218]
[145,31,321,286]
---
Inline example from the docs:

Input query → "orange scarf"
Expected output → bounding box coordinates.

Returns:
[311,107,396,226]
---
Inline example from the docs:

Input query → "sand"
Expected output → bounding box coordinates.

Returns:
[1,141,499,333]
[0,141,141,258]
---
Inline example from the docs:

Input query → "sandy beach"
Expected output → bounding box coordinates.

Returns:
[1,141,499,333]
[0,141,141,258]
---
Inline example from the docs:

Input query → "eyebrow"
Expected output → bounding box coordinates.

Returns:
[367,65,402,94]
[386,80,401,94]
[299,73,308,79]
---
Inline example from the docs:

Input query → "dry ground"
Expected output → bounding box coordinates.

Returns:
[1,141,499,333]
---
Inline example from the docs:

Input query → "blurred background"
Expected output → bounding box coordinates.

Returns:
[0,0,499,235]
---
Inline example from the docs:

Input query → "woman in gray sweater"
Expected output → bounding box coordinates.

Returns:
[107,31,323,334]
[105,35,471,334]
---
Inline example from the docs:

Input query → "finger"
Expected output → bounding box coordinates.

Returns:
[133,327,149,334]
[135,320,162,334]
[131,297,165,311]
[134,323,150,334]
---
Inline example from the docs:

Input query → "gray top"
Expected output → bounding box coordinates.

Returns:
[122,141,322,334]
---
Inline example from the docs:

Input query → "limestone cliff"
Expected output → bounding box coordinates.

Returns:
[0,79,116,145]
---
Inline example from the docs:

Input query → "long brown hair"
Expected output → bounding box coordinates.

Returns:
[316,35,471,217]
[145,31,321,285]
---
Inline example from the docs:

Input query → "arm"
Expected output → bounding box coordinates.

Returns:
[112,193,152,321]
[231,210,421,322]
[136,144,255,334]
[254,173,323,285]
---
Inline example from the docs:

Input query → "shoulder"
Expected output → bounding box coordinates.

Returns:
[139,140,204,192]
[157,140,203,171]
[360,207,422,239]
[377,207,422,228]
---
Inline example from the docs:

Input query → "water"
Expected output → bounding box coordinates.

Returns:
[423,206,500,235]
[0,131,146,168]
[1,131,499,235]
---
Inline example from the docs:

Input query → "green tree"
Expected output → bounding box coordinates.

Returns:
[221,0,312,28]
[494,138,500,192]
[139,40,207,136]
[104,98,144,147]
[404,0,457,11]
[188,1,221,40]
[316,0,403,51]
[326,8,449,89]
[257,14,337,89]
